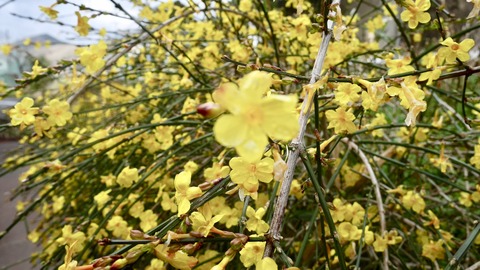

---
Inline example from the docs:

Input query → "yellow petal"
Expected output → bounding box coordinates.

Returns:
[214,114,247,147]
[175,171,192,192]
[236,128,268,163]
[238,71,273,99]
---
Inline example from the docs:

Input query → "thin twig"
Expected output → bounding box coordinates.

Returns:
[342,138,388,270]
[67,10,197,104]
[263,0,341,259]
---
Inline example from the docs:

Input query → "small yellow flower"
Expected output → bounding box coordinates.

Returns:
[1,44,12,55]
[56,225,86,253]
[40,5,58,20]
[139,209,158,232]
[325,107,357,134]
[42,99,73,127]
[29,60,48,79]
[229,156,273,200]
[240,241,266,268]
[9,97,39,126]
[334,83,361,107]
[402,190,426,213]
[422,240,445,261]
[245,206,270,235]
[75,11,90,36]
[429,143,453,173]
[174,171,202,216]
[255,257,278,270]
[438,37,475,64]
[116,166,139,188]
[400,0,431,29]
[189,204,223,237]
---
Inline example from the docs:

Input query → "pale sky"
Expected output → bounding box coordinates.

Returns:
[0,0,139,44]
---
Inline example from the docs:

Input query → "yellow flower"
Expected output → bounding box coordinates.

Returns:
[75,40,107,74]
[94,190,111,207]
[75,11,90,36]
[9,97,39,126]
[229,156,274,199]
[29,60,48,79]
[56,225,86,253]
[373,234,388,252]
[116,166,139,188]
[386,57,415,75]
[424,210,440,229]
[39,5,58,20]
[245,206,270,235]
[359,77,388,111]
[325,107,357,134]
[429,143,453,173]
[203,162,230,181]
[401,190,425,213]
[422,240,445,261]
[106,215,129,238]
[255,257,278,270]
[400,0,431,29]
[58,242,78,270]
[240,241,266,268]
[438,37,475,64]
[42,99,73,127]
[154,244,198,270]
[174,171,202,216]
[337,222,362,241]
[470,140,480,169]
[189,204,223,237]
[1,44,12,55]
[213,71,298,162]
[386,76,426,126]
[334,83,361,107]
[139,209,158,232]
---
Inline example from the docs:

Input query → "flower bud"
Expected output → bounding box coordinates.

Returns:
[196,102,224,118]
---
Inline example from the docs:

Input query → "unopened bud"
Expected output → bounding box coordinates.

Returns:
[196,102,224,118]
[281,77,299,85]
[110,258,128,270]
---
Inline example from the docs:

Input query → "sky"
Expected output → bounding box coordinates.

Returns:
[0,0,140,44]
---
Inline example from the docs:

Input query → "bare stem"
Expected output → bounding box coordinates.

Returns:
[263,0,341,258]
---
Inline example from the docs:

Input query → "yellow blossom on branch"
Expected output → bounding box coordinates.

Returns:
[40,5,59,20]
[400,0,431,29]
[9,97,39,127]
[174,171,202,216]
[189,203,223,237]
[401,190,426,213]
[213,71,299,162]
[245,206,270,235]
[229,156,274,199]
[116,166,139,188]
[422,240,445,261]
[325,107,357,134]
[438,37,475,64]
[42,99,73,127]
[28,60,48,79]
[75,11,90,36]
[240,241,265,268]
[75,40,107,74]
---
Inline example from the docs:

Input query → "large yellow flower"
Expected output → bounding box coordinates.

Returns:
[213,71,298,162]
